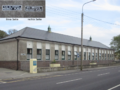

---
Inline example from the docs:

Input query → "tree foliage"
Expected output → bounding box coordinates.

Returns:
[0,30,8,39]
[110,35,120,59]
[8,29,17,35]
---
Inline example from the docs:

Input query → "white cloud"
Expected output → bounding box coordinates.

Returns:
[115,21,120,25]
[56,24,120,47]
[47,0,120,12]
[46,0,82,9]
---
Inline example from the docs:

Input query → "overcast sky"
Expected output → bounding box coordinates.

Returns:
[1,0,120,47]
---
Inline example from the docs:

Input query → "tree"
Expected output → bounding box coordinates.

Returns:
[0,30,8,39]
[110,35,120,60]
[8,29,17,35]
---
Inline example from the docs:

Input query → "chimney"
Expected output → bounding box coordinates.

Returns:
[90,36,92,41]
[48,25,51,33]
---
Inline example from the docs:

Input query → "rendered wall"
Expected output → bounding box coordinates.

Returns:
[0,40,18,70]
[0,40,17,61]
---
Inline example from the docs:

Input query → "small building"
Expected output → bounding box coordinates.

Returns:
[0,27,114,71]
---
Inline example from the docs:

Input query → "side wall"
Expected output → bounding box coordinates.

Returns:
[19,38,114,72]
[0,39,18,70]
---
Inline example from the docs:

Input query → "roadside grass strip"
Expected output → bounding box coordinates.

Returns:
[108,84,120,90]
[97,72,110,76]
[56,78,82,84]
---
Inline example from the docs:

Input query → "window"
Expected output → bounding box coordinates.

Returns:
[102,54,104,60]
[110,54,111,60]
[46,49,50,60]
[27,48,32,60]
[105,54,106,60]
[62,51,65,60]
[68,51,71,60]
[99,53,101,60]
[96,53,97,60]
[37,49,42,60]
[84,52,86,60]
[108,54,109,60]
[92,53,94,60]
[89,52,91,60]
[55,50,59,60]
[112,54,114,60]
[79,52,81,60]
[74,51,77,60]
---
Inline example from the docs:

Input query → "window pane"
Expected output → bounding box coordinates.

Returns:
[27,48,32,60]
[46,55,49,60]
[68,51,71,55]
[84,52,86,60]
[74,51,77,55]
[55,50,58,55]
[55,55,58,60]
[27,54,32,60]
[27,49,32,54]
[62,51,65,55]
[37,49,41,55]
[37,55,41,60]
[46,50,50,55]
[68,55,71,60]
[62,55,65,60]
[89,52,91,60]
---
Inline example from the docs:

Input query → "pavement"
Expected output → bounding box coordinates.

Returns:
[0,65,119,80]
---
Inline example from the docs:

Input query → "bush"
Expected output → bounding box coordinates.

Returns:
[51,60,56,64]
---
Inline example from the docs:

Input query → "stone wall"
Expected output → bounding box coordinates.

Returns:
[19,60,113,72]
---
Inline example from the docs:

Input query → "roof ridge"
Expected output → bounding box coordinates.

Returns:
[25,27,109,44]
[20,27,28,36]
[26,27,89,41]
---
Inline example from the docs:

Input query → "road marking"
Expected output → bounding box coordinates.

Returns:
[0,81,6,84]
[108,84,120,90]
[56,78,82,84]
[98,72,110,76]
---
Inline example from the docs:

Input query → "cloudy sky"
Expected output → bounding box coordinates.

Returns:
[1,0,120,47]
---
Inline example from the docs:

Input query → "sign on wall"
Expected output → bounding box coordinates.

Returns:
[0,0,45,18]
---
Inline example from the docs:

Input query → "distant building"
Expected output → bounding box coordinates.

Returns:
[0,27,114,71]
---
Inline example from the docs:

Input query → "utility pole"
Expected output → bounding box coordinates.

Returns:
[80,0,96,71]
[81,13,83,71]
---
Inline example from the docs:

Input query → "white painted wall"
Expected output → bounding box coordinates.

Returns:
[37,42,42,49]
[79,47,81,52]
[46,43,50,49]
[55,44,59,50]
[74,46,77,51]
[27,41,33,48]
[62,45,65,50]
[68,46,71,51]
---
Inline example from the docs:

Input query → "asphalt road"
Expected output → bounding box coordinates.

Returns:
[0,66,120,90]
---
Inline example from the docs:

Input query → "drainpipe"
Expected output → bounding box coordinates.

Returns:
[15,38,19,70]
[72,45,74,65]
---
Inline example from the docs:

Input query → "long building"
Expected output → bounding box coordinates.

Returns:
[0,27,114,71]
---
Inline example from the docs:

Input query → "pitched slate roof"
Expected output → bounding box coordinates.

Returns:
[0,27,110,49]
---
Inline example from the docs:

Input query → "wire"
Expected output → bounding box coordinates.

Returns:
[84,15,120,26]
[46,5,120,26]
